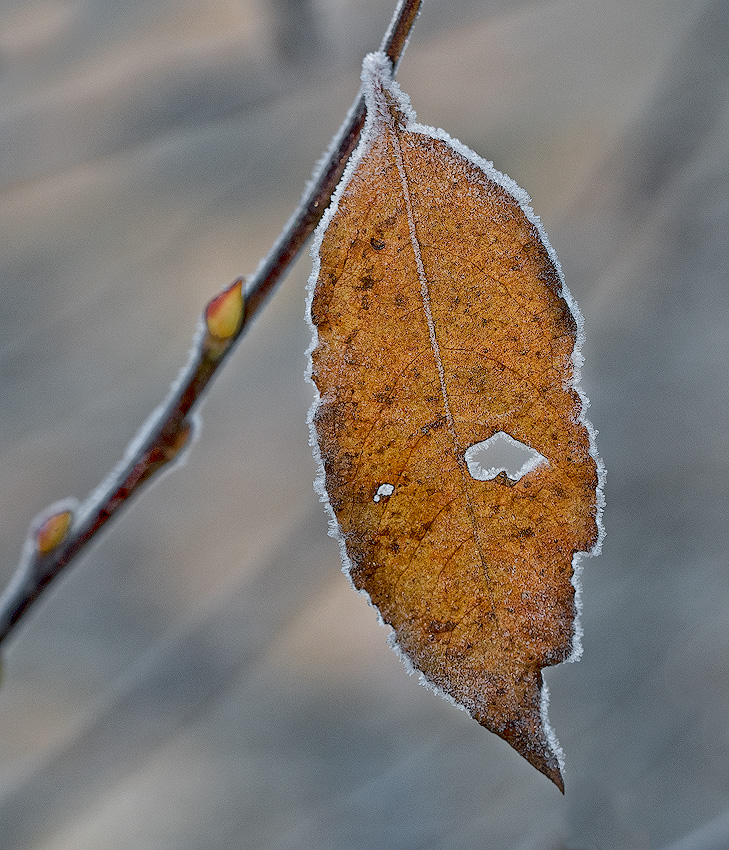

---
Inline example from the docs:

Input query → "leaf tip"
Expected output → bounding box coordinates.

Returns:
[35,509,73,555]
[205,279,244,342]
[490,674,566,791]
[537,757,565,793]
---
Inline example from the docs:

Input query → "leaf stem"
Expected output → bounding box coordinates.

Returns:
[0,0,423,649]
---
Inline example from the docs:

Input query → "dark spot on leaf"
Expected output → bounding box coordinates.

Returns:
[358,274,375,290]
[429,619,457,634]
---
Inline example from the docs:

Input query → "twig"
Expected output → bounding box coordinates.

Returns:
[0,0,423,649]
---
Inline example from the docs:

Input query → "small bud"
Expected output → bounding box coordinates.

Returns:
[160,419,193,463]
[205,279,244,341]
[36,510,73,555]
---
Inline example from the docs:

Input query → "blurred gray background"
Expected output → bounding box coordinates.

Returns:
[0,0,727,847]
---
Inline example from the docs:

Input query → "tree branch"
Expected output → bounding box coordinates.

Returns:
[0,0,423,649]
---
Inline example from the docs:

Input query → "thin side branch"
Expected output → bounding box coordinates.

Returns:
[0,0,423,649]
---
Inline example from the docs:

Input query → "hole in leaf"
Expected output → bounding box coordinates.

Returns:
[373,483,394,502]
[464,432,547,482]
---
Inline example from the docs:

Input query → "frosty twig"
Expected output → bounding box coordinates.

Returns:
[0,0,423,649]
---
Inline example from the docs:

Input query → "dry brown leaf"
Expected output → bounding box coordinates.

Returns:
[307,53,603,791]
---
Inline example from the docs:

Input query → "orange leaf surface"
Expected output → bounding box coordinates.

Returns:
[308,53,603,790]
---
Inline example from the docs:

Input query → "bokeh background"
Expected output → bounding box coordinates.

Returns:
[1,0,727,847]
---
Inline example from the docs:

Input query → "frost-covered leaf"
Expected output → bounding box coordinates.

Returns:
[307,52,603,790]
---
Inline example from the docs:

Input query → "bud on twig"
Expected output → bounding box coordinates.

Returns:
[35,509,73,555]
[205,279,245,351]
